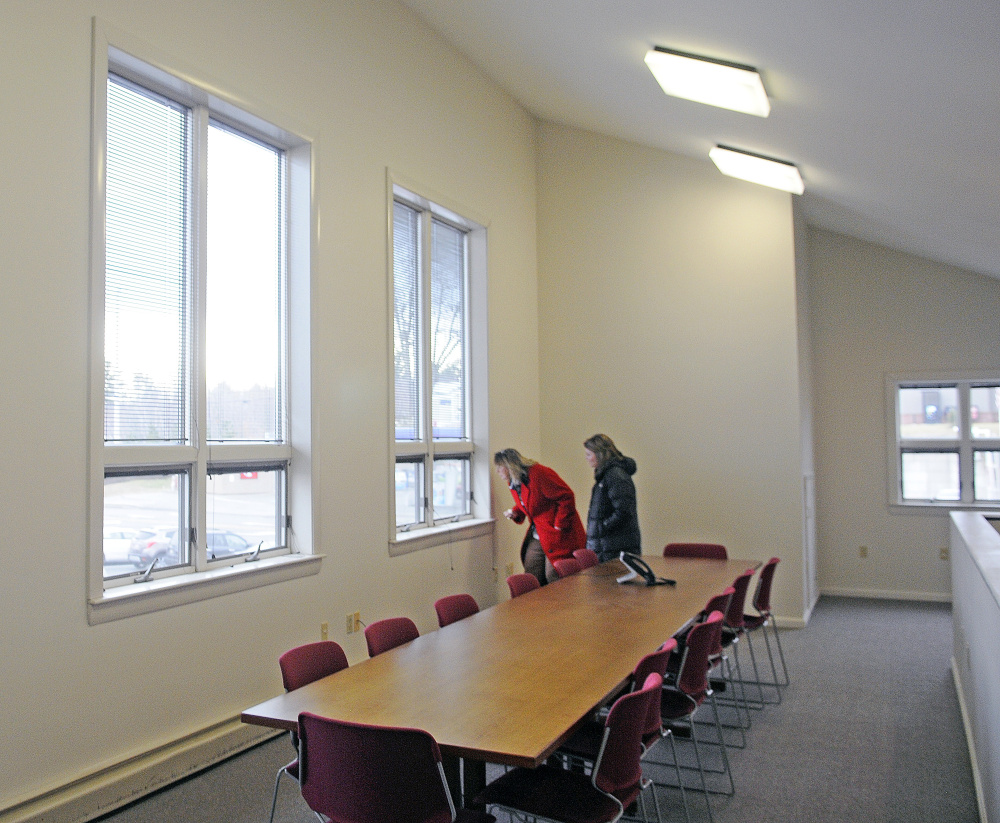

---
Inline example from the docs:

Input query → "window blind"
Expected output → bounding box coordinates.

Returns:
[105,75,187,444]
[393,201,420,441]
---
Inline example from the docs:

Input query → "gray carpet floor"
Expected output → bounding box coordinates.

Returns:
[95,596,979,823]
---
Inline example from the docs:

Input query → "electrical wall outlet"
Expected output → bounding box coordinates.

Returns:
[940,547,950,561]
[321,621,329,641]
[346,613,355,634]
[859,545,868,558]
[353,611,361,633]
[505,562,515,577]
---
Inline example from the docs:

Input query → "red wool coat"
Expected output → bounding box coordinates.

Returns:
[507,463,586,563]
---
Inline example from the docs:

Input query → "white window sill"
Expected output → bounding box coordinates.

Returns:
[390,518,494,556]
[88,553,323,624]
[890,501,1000,515]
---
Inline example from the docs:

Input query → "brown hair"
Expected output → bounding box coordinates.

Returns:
[583,433,624,474]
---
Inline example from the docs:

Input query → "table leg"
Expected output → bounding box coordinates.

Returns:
[463,758,487,809]
[442,754,487,809]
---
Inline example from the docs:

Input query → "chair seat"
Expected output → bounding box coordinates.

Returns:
[720,626,742,649]
[742,613,767,631]
[282,758,299,778]
[558,717,606,761]
[475,764,627,823]
[454,810,497,823]
[660,686,700,722]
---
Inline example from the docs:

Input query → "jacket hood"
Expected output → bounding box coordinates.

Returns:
[598,455,637,478]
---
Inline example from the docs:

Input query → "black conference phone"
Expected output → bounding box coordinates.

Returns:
[617,552,677,587]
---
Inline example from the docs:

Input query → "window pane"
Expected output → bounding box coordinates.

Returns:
[105,77,187,444]
[395,460,424,527]
[433,457,470,520]
[900,452,959,501]
[394,202,421,441]
[104,472,187,576]
[974,451,1000,501]
[206,124,284,442]
[897,387,958,439]
[970,386,1000,439]
[431,220,466,439]
[206,468,284,556]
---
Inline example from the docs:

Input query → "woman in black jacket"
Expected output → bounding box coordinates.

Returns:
[583,433,642,562]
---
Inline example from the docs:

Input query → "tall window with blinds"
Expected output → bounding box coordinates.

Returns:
[100,66,291,584]
[392,194,474,532]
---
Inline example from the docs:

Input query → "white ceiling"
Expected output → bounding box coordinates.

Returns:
[398,0,1000,279]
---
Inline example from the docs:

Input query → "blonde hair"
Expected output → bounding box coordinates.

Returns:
[493,448,536,485]
[583,433,624,474]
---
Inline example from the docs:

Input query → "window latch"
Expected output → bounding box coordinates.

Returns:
[135,557,158,583]
[245,541,263,563]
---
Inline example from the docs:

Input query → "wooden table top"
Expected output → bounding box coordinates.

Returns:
[241,555,756,768]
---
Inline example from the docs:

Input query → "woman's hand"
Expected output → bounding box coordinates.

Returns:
[503,508,515,519]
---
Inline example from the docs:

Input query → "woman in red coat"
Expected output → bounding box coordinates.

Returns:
[494,448,586,585]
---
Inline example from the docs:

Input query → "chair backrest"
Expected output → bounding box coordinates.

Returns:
[365,617,420,658]
[753,557,780,616]
[676,611,723,700]
[553,557,582,578]
[662,542,728,559]
[279,641,349,692]
[506,572,540,598]
[633,640,676,744]
[573,547,600,569]
[434,593,480,628]
[297,712,456,823]
[725,568,755,631]
[593,672,663,808]
[703,587,735,659]
[703,587,734,619]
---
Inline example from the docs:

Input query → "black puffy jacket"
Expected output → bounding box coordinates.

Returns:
[585,456,641,562]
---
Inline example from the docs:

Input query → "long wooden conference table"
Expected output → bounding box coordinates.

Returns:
[242,555,756,804]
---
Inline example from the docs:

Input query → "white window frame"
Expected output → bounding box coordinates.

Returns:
[87,20,320,622]
[387,174,492,555]
[887,372,1000,511]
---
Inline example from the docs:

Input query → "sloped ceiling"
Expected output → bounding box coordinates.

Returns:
[398,0,1000,278]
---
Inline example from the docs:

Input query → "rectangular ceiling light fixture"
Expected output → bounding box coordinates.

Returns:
[709,145,804,194]
[644,47,770,117]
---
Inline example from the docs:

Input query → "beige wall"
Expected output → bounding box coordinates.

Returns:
[533,122,809,624]
[4,0,997,814]
[809,228,1000,598]
[0,0,537,810]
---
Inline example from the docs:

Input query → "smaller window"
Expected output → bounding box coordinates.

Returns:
[206,466,287,557]
[388,179,491,553]
[391,192,474,532]
[900,451,959,502]
[103,470,188,578]
[889,377,1000,508]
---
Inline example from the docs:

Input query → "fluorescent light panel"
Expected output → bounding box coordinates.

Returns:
[644,47,770,117]
[709,145,804,194]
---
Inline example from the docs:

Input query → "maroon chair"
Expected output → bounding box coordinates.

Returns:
[700,587,749,741]
[506,572,540,598]
[553,557,583,578]
[558,641,688,822]
[660,611,733,821]
[721,568,766,709]
[742,557,789,699]
[365,616,419,657]
[573,547,600,568]
[663,543,728,559]
[269,641,350,823]
[297,713,496,823]
[475,673,665,823]
[434,593,480,628]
